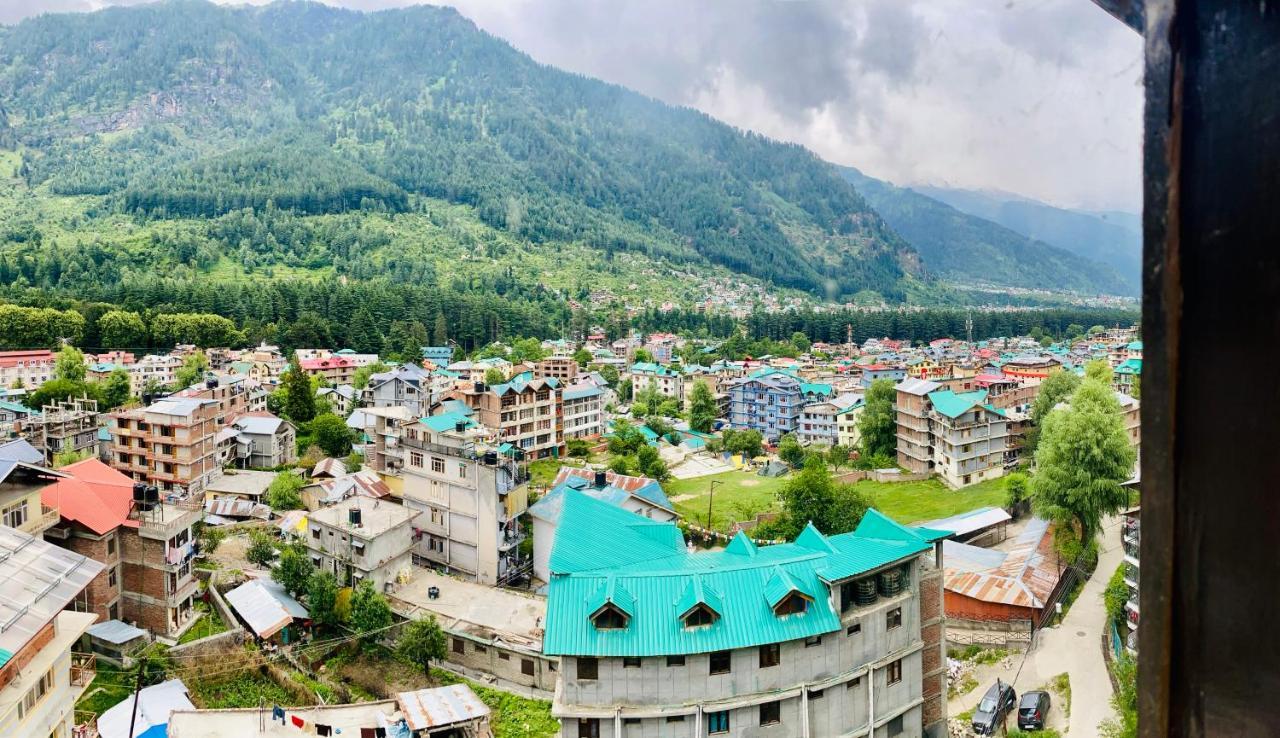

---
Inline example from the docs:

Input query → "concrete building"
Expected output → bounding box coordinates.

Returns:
[835,395,866,450]
[562,382,605,439]
[627,362,684,399]
[895,379,941,477]
[528,468,676,584]
[108,397,221,496]
[0,439,62,538]
[0,349,56,389]
[363,406,413,477]
[305,495,418,593]
[42,458,203,637]
[19,398,100,465]
[401,413,530,585]
[545,492,949,738]
[535,356,579,383]
[299,355,360,385]
[896,380,1010,488]
[446,377,564,460]
[225,413,297,468]
[795,391,857,448]
[727,371,804,442]
[364,364,433,417]
[0,527,102,738]
[128,354,183,394]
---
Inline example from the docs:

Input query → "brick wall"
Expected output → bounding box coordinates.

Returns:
[66,530,121,622]
[921,672,945,725]
[921,624,943,675]
[920,575,943,623]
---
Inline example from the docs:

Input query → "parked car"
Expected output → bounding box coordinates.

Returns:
[1018,690,1052,730]
[971,680,1017,735]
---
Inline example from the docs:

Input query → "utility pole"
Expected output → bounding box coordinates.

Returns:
[126,659,144,738]
[705,480,721,530]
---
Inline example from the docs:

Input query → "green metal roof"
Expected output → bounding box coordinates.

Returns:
[544,493,933,657]
[419,412,476,433]
[1115,358,1142,374]
[926,389,991,419]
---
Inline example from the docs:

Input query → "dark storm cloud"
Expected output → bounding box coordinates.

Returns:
[4,0,1142,210]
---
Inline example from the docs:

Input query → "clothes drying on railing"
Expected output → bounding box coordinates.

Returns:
[165,541,195,565]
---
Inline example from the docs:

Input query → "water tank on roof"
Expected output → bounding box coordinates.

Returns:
[455,420,467,433]
[594,470,607,488]
[854,577,878,606]
[878,568,903,597]
[132,482,148,502]
[474,381,486,393]
[206,376,218,389]
[483,451,498,466]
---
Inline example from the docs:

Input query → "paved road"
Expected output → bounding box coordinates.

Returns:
[948,516,1125,735]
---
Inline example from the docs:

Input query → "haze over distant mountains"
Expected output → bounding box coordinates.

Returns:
[0,0,1137,305]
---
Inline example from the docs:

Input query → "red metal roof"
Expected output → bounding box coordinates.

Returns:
[40,458,139,535]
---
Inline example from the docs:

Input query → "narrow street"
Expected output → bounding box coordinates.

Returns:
[948,515,1124,735]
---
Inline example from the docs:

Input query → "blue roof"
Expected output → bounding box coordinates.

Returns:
[419,412,477,433]
[563,384,603,401]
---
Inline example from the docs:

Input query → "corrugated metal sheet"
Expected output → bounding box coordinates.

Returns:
[224,578,308,639]
[544,495,929,657]
[397,684,489,730]
[941,518,1064,610]
[0,527,105,664]
[87,619,148,645]
[919,507,1012,538]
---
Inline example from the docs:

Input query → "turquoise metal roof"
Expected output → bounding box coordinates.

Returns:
[544,493,932,657]
[419,412,476,433]
[926,389,991,419]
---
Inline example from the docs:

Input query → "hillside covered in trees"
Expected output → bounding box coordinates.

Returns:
[0,0,928,304]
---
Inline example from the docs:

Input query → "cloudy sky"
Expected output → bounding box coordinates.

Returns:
[3,0,1144,211]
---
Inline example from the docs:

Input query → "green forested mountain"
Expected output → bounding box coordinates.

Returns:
[838,167,1134,296]
[0,0,922,303]
[915,185,1142,291]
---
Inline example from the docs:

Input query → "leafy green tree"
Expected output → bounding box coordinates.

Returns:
[352,361,389,390]
[1004,471,1030,514]
[826,444,850,471]
[632,348,654,364]
[98,310,148,348]
[1032,379,1137,546]
[777,433,806,468]
[656,398,680,418]
[857,379,896,458]
[349,580,394,650]
[1103,564,1129,629]
[772,455,871,538]
[54,345,86,382]
[618,378,632,401]
[644,416,674,441]
[1065,323,1085,342]
[397,616,448,678]
[607,455,632,475]
[273,542,313,597]
[26,379,100,410]
[345,451,364,472]
[283,357,317,423]
[246,530,277,567]
[600,365,619,388]
[724,428,764,459]
[636,444,669,481]
[687,379,718,433]
[307,570,342,632]
[1031,370,1082,425]
[98,368,133,409]
[572,347,592,367]
[309,413,354,457]
[1085,359,1114,384]
[266,473,305,510]
[173,351,208,389]
[483,367,507,385]
[790,331,810,353]
[607,419,646,455]
[1099,654,1137,738]
[509,337,547,363]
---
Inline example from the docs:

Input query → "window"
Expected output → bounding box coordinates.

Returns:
[847,623,861,636]
[473,643,486,653]
[409,451,423,468]
[577,718,600,738]
[522,658,535,676]
[759,701,781,725]
[431,457,445,474]
[458,464,466,479]
[683,604,717,628]
[758,643,780,668]
[709,650,731,675]
[887,715,904,736]
[847,676,861,688]
[107,534,116,556]
[2,500,28,529]
[666,655,685,666]
[108,566,118,588]
[499,652,510,661]
[666,716,686,723]
[707,710,730,734]
[774,592,808,616]
[623,718,640,725]
[452,638,465,654]
[887,659,902,685]
[886,607,902,630]
[810,689,824,700]
[623,657,641,668]
[577,657,598,680]
[592,605,628,630]
[804,635,823,648]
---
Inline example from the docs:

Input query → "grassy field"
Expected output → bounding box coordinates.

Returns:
[664,470,1009,531]
[667,470,788,530]
[432,668,559,738]
[176,601,230,645]
[75,662,132,720]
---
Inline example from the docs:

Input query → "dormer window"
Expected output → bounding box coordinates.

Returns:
[682,604,718,628]
[592,604,629,630]
[773,591,810,617]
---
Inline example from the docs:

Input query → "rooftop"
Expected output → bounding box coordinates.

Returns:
[40,458,138,536]
[389,568,546,652]
[308,495,418,538]
[0,526,105,667]
[204,469,278,499]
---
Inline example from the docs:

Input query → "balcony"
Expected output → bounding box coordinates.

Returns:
[70,652,96,689]
[73,711,99,738]
[29,504,61,534]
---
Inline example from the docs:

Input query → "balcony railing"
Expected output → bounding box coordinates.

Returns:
[33,504,61,533]
[70,652,96,688]
[73,711,99,738]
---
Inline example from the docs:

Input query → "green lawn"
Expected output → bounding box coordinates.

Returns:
[664,470,1009,532]
[177,601,230,645]
[666,470,788,530]
[75,662,132,720]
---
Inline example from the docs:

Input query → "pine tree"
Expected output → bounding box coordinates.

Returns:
[688,379,718,433]
[283,356,317,423]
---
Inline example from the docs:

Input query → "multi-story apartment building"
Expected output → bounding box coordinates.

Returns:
[562,383,605,439]
[0,439,63,538]
[172,375,252,426]
[896,382,1010,489]
[1121,499,1140,655]
[108,397,221,496]
[305,495,419,592]
[43,459,203,637]
[299,355,360,385]
[129,354,183,394]
[628,362,684,399]
[999,355,1062,382]
[364,406,414,476]
[0,527,102,738]
[727,371,804,442]
[21,398,99,465]
[0,349,55,389]
[798,393,864,448]
[545,492,949,738]
[535,356,580,383]
[836,395,866,449]
[225,413,297,468]
[365,364,433,417]
[400,414,529,585]
[447,378,564,460]
[244,342,288,377]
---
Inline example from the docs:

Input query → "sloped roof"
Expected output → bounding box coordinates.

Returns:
[86,619,148,645]
[895,378,941,396]
[98,679,194,738]
[225,578,308,639]
[918,506,1012,538]
[942,517,1064,610]
[927,389,997,419]
[548,467,673,513]
[0,527,105,667]
[420,412,477,433]
[41,458,138,535]
[544,493,931,657]
[397,684,489,731]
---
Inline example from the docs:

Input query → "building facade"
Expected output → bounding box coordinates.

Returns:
[21,398,100,465]
[305,496,418,592]
[545,494,949,738]
[447,378,564,460]
[628,363,684,399]
[108,398,221,496]
[727,372,803,442]
[400,415,529,585]
[0,349,55,389]
[562,383,605,439]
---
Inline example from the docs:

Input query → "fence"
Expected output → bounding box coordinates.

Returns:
[836,469,931,484]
